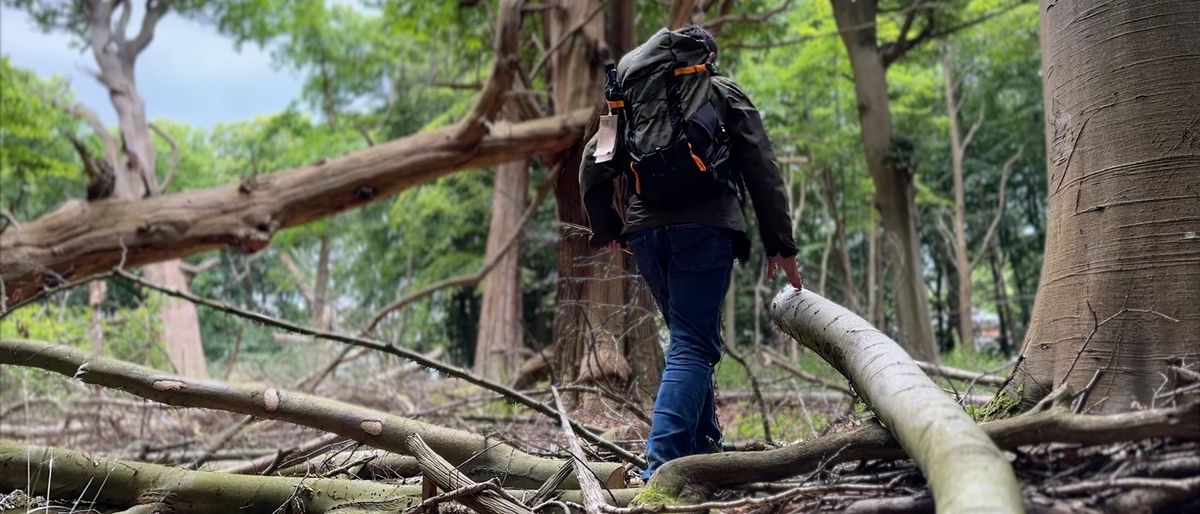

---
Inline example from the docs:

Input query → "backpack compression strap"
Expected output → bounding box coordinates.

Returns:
[673,63,710,76]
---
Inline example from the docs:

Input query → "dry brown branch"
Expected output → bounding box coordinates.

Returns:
[722,345,774,443]
[761,346,855,396]
[552,386,610,513]
[0,106,592,305]
[220,433,345,475]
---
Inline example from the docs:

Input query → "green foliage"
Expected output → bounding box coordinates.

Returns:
[0,290,169,394]
[0,56,82,220]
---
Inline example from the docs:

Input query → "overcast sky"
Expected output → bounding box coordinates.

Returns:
[1,5,304,129]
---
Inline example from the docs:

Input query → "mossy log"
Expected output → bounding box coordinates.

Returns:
[0,438,640,513]
[0,338,624,489]
[0,438,423,513]
[769,289,1020,513]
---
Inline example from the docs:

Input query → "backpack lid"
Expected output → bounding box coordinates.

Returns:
[616,29,716,155]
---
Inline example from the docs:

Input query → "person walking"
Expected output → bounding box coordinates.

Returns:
[580,25,803,480]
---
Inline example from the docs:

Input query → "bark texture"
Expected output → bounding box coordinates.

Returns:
[0,338,624,490]
[1003,0,1200,412]
[769,289,1021,513]
[475,160,529,382]
[831,0,938,361]
[0,110,588,304]
[549,0,661,406]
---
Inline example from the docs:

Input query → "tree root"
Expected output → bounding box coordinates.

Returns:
[652,388,1199,500]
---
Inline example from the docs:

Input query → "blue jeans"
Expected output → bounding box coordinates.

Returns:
[628,223,733,480]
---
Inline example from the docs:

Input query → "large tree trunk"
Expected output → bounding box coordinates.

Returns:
[475,160,529,382]
[1001,0,1200,412]
[831,0,938,362]
[768,290,1021,513]
[145,261,208,377]
[0,110,589,305]
[549,0,659,405]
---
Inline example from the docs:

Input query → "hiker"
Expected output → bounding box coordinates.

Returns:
[579,25,803,480]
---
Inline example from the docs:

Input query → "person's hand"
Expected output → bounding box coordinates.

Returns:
[766,254,804,290]
[606,239,629,255]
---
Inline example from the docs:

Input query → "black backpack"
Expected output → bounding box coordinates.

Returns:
[607,28,736,208]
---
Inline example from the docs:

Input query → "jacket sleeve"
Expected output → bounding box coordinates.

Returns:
[716,77,798,257]
[579,134,625,247]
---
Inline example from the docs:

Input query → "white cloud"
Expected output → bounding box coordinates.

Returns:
[1,6,304,128]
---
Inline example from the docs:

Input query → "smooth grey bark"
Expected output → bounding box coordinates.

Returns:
[769,289,1022,513]
[1003,0,1200,412]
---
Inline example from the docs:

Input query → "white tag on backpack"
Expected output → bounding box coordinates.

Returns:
[594,114,618,163]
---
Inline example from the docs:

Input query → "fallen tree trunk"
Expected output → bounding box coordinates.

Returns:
[0,338,623,489]
[653,385,1199,499]
[0,438,422,513]
[0,108,589,305]
[764,289,1022,513]
[0,439,640,513]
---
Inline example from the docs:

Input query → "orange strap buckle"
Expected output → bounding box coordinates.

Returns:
[687,143,708,173]
[673,63,709,76]
[607,100,625,109]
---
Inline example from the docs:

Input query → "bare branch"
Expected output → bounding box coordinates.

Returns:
[148,122,178,193]
[961,111,984,153]
[704,0,792,31]
[969,145,1023,270]
[552,387,610,514]
[179,256,219,277]
[114,0,132,43]
[130,0,169,56]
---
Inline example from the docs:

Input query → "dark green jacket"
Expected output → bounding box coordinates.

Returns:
[580,75,797,262]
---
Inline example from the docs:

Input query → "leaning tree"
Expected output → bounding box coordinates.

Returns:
[997,0,1200,413]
